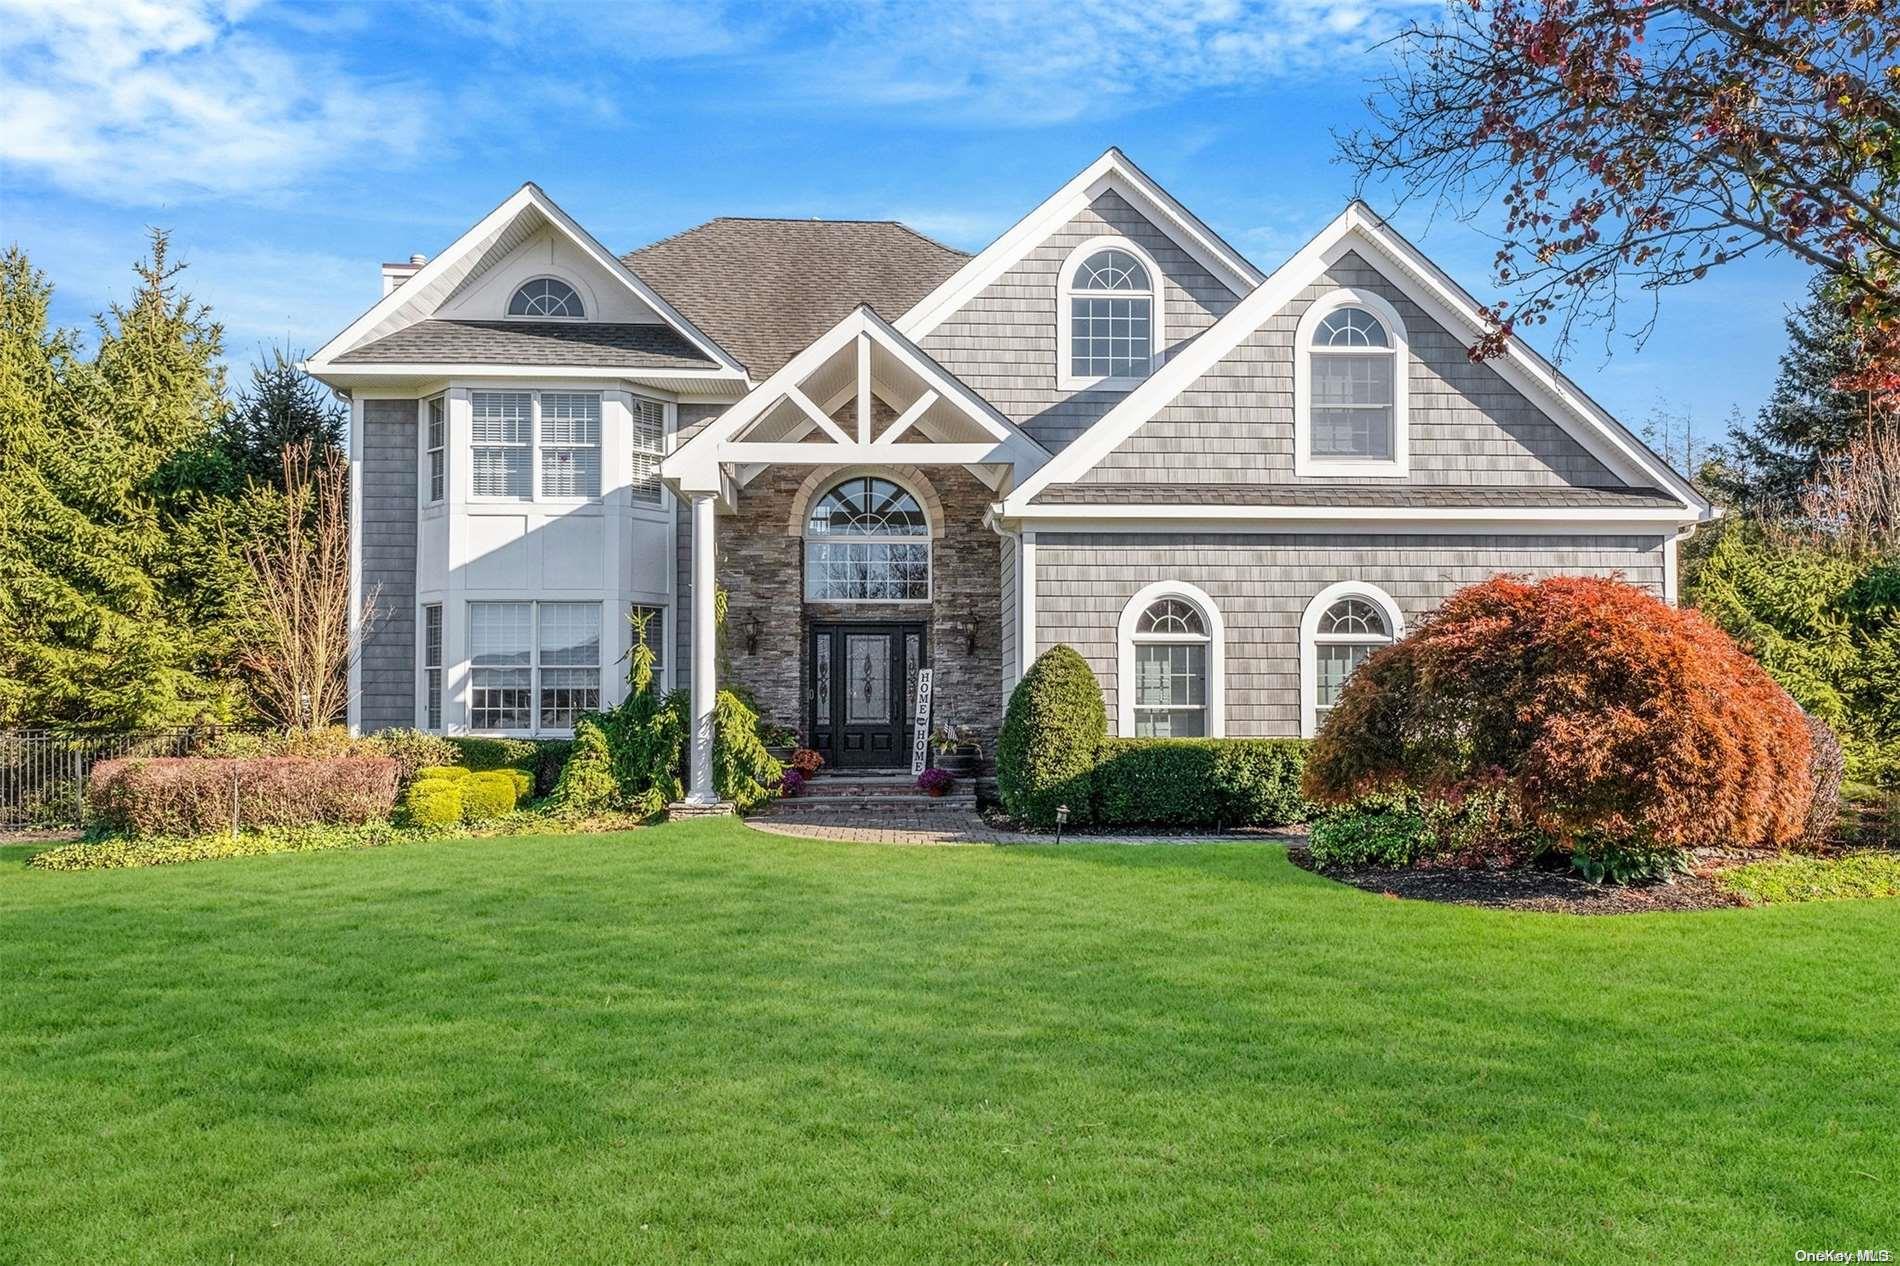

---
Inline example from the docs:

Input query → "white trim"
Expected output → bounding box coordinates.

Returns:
[1004,502,1697,526]
[1003,202,1714,518]
[1294,287,1409,479]
[1020,530,1038,678]
[306,363,746,385]
[306,182,744,380]
[897,147,1263,342]
[1298,581,1403,739]
[1057,235,1166,392]
[1116,581,1226,739]
[346,395,366,735]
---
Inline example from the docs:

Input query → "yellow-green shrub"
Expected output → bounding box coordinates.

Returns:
[415,765,471,782]
[461,770,519,821]
[505,768,534,800]
[400,779,464,827]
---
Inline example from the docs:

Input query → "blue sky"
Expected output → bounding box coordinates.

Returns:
[2,0,1810,446]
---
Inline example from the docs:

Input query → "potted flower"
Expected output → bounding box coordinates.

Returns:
[759,722,799,765]
[790,747,825,777]
[778,769,806,798]
[917,767,956,798]
[932,726,979,777]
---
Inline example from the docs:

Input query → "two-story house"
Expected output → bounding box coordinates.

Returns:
[306,149,1715,806]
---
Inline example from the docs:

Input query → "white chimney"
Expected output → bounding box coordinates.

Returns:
[381,253,427,295]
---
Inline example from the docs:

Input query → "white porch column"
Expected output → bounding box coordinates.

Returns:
[686,491,719,804]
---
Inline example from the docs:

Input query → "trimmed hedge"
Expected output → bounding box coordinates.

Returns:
[87,757,399,837]
[446,736,539,771]
[997,646,1106,827]
[400,779,464,827]
[1094,739,1307,829]
[461,770,521,821]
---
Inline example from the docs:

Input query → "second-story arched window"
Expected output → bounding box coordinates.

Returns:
[508,277,584,319]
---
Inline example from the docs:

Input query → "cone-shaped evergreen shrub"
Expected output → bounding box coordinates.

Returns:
[1303,575,1813,850]
[997,645,1106,827]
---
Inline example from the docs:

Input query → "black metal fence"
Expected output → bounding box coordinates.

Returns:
[0,729,227,829]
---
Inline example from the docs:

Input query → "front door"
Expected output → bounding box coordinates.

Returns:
[808,624,926,769]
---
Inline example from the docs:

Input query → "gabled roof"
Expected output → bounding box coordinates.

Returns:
[306,182,746,380]
[1002,201,1715,520]
[662,304,1048,499]
[332,320,717,369]
[896,147,1267,342]
[622,218,968,378]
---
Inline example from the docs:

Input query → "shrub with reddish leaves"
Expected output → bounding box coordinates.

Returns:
[1302,575,1813,850]
[88,757,400,838]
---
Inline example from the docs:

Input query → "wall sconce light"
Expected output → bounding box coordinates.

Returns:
[956,602,981,656]
[743,613,762,656]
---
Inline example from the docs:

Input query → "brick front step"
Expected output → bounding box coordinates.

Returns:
[761,794,978,816]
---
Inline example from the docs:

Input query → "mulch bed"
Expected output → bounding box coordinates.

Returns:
[1288,846,1745,915]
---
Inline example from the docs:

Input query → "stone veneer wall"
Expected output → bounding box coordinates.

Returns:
[716,464,1005,755]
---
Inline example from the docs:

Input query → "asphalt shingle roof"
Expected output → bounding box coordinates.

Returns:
[333,319,717,369]
[622,218,969,377]
[1030,484,1685,509]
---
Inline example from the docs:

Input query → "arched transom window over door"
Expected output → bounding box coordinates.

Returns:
[1066,243,1157,385]
[803,476,931,601]
[1300,583,1402,737]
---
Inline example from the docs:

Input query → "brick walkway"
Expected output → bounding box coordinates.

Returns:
[746,810,1303,847]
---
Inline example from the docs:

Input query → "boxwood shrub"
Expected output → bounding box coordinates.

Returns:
[997,646,1106,827]
[1093,738,1307,829]
[400,779,465,828]
[461,770,521,821]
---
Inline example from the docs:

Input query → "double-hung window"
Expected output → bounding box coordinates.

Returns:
[468,601,601,733]
[468,390,602,500]
[1130,598,1210,737]
[424,396,446,503]
[422,604,443,730]
[630,396,665,504]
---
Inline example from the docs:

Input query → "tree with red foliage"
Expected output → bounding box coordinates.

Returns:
[1340,1,1900,389]
[1303,575,1814,849]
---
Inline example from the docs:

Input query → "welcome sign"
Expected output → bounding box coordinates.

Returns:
[910,669,934,776]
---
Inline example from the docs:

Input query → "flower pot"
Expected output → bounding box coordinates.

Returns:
[936,751,977,777]
[765,744,795,764]
[926,785,947,798]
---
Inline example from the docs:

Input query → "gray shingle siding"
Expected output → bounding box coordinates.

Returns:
[359,399,417,733]
[919,188,1239,454]
[1034,531,1664,736]
[1080,251,1623,487]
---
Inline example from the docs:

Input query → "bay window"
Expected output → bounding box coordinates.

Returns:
[469,389,603,500]
[468,601,600,733]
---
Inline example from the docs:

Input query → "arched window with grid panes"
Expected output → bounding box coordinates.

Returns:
[1116,582,1225,738]
[507,276,584,319]
[1060,238,1162,389]
[1299,582,1403,737]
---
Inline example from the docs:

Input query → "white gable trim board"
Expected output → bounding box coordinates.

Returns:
[306,183,747,380]
[1001,203,1714,520]
[896,148,1264,343]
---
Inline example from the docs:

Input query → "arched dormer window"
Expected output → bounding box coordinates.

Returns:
[508,277,584,319]
[803,475,931,602]
[1060,237,1163,390]
[1294,289,1409,478]
[1298,582,1403,737]
[1116,582,1225,737]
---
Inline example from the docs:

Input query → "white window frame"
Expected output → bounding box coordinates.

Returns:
[466,600,603,737]
[1116,581,1225,738]
[468,389,603,504]
[1294,287,1410,479]
[506,275,586,321]
[420,603,443,731]
[1298,581,1404,738]
[1058,235,1166,392]
[629,393,666,505]
[423,395,446,505]
[801,473,934,605]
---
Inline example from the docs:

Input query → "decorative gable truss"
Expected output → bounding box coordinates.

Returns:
[1000,201,1717,523]
[662,306,1049,501]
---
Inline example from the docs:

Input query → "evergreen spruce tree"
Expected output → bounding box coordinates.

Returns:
[220,344,346,488]
[0,234,243,730]
[1713,279,1891,513]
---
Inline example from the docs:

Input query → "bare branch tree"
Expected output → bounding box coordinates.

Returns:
[1340,1,1900,373]
[240,441,378,731]
[1799,422,1900,554]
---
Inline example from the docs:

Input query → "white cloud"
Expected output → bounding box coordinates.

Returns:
[0,0,428,202]
[793,0,1435,124]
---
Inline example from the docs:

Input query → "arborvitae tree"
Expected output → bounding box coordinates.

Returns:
[220,344,346,488]
[1713,280,1891,514]
[0,234,244,730]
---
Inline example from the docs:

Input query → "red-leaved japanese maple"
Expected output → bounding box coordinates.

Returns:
[1302,575,1814,849]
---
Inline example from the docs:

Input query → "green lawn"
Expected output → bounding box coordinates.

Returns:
[3,823,1896,1264]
